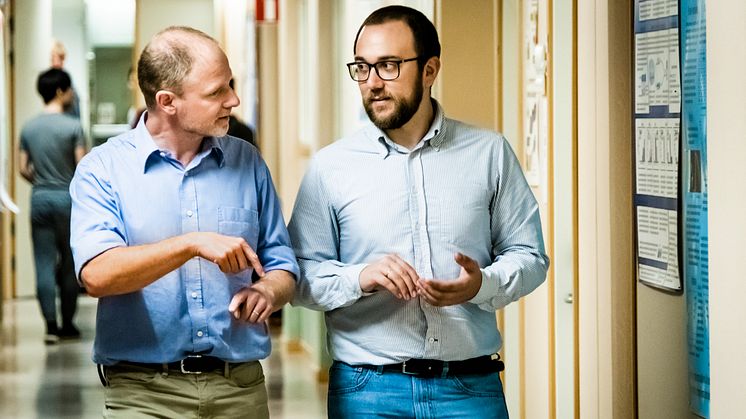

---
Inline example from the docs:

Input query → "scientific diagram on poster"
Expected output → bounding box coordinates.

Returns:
[633,0,681,291]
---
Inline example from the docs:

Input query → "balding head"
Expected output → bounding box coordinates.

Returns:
[137,26,218,109]
[50,39,66,69]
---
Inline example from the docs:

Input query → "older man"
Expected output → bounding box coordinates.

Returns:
[70,26,297,418]
[289,5,549,418]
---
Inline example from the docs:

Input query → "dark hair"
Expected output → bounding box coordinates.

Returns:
[353,5,441,69]
[36,68,71,104]
[137,26,215,108]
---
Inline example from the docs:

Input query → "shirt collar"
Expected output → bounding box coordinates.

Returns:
[133,111,226,173]
[364,98,448,158]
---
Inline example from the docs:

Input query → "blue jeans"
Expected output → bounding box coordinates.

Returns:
[30,189,78,330]
[327,361,509,419]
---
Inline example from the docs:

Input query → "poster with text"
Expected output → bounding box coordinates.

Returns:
[634,0,681,291]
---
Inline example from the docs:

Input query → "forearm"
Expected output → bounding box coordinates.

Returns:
[253,269,296,311]
[81,233,197,298]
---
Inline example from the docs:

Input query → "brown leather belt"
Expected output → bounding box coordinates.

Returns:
[357,354,504,377]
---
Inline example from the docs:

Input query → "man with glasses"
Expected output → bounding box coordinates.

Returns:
[289,5,548,418]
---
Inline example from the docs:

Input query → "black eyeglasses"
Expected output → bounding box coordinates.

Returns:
[346,57,421,82]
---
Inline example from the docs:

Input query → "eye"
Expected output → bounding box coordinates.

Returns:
[379,61,398,72]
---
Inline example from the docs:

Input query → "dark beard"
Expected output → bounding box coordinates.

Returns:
[364,80,424,130]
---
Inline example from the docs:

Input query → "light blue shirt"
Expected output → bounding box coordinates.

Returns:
[70,117,299,365]
[288,101,549,365]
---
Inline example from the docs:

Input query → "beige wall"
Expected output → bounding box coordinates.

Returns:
[435,0,499,129]
[709,1,746,416]
[577,0,636,417]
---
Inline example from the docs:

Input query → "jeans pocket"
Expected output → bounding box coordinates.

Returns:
[450,372,505,397]
[328,363,374,395]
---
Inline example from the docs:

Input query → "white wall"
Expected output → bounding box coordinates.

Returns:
[12,0,53,298]
[135,0,214,55]
[708,1,746,417]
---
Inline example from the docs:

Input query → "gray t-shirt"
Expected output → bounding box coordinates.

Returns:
[20,113,85,189]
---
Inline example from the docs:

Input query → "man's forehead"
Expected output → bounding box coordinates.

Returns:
[356,21,415,56]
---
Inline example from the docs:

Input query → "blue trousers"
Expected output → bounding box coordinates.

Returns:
[327,361,509,419]
[30,189,78,330]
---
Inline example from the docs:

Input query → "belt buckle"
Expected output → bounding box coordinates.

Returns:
[401,360,417,375]
[180,355,203,374]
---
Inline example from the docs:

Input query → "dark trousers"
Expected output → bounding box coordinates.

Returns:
[30,189,78,330]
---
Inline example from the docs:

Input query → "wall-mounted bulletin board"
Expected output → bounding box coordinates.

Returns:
[633,0,682,292]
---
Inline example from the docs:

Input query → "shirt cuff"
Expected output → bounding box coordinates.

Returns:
[469,268,501,305]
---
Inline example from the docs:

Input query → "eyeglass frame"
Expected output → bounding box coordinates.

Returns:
[346,56,422,82]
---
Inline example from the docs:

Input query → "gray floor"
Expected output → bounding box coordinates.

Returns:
[0,297,327,419]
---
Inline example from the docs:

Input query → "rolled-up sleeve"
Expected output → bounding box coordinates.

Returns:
[254,159,300,279]
[69,151,127,280]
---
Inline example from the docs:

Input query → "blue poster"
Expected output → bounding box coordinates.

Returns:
[680,0,709,416]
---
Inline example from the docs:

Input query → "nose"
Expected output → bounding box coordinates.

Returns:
[365,68,385,89]
[225,88,240,108]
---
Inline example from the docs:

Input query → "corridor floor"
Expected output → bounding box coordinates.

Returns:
[0,297,327,418]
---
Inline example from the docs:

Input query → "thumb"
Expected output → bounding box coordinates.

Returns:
[454,252,479,273]
[228,293,244,313]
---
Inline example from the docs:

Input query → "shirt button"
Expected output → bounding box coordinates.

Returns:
[197,330,204,337]
[186,210,193,217]
[159,152,166,157]
[191,291,198,299]
[429,337,436,343]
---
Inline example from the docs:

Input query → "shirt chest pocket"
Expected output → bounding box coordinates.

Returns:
[429,185,491,245]
[218,206,260,250]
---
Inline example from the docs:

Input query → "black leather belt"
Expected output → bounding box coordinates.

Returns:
[114,355,233,374]
[358,354,504,377]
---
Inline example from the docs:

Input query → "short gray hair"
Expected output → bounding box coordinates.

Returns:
[137,26,216,108]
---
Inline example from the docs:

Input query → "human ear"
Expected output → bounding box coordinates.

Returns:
[423,57,441,87]
[155,90,177,115]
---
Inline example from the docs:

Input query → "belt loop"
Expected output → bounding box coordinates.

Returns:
[375,365,384,375]
[441,361,449,378]
[224,362,230,378]
[161,363,169,377]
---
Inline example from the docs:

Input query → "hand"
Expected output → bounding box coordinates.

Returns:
[359,254,419,300]
[417,253,482,307]
[228,281,276,323]
[190,232,265,276]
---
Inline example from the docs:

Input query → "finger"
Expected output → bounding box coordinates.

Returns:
[216,257,230,273]
[256,304,273,323]
[389,257,419,299]
[386,266,418,300]
[234,292,259,321]
[379,271,405,299]
[422,278,459,293]
[228,292,248,318]
[454,252,479,273]
[228,250,243,273]
[416,281,443,306]
[236,249,249,272]
[242,243,265,277]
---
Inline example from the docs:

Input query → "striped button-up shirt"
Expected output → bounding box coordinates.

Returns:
[288,101,549,365]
